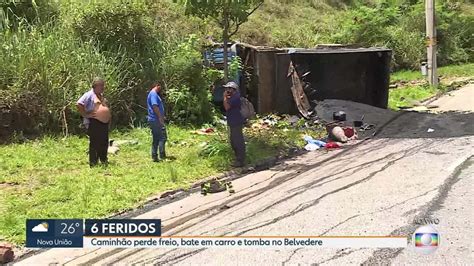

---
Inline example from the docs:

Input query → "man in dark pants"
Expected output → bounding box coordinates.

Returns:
[147,83,167,162]
[87,118,109,165]
[223,81,246,167]
[77,78,111,167]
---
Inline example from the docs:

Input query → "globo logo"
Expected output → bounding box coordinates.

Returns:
[413,225,439,254]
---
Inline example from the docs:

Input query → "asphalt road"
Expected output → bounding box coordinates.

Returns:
[16,84,474,265]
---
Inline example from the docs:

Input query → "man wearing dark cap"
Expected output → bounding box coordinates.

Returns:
[223,81,246,167]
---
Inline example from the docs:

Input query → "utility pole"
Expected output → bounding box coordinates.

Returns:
[426,0,438,87]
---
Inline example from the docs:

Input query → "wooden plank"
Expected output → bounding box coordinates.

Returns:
[288,61,311,118]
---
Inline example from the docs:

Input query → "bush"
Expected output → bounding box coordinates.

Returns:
[160,35,215,125]
[0,27,125,139]
[70,0,218,126]
[70,1,164,124]
[0,0,221,141]
[436,1,474,65]
[330,0,474,70]
[0,0,59,30]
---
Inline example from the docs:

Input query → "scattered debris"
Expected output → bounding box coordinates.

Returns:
[263,118,277,126]
[439,76,473,87]
[249,114,279,130]
[324,142,340,149]
[113,139,139,146]
[407,106,430,112]
[107,139,139,154]
[390,79,427,88]
[288,61,312,118]
[287,115,300,124]
[359,124,376,131]
[0,243,14,264]
[108,140,120,155]
[426,104,439,109]
[248,114,322,133]
[333,111,347,121]
[195,128,215,135]
[201,179,235,195]
[304,143,320,151]
[303,135,326,147]
[219,205,231,210]
[353,120,363,127]
[159,188,185,199]
[315,99,397,131]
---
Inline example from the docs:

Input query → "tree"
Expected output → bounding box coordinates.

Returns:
[176,0,264,82]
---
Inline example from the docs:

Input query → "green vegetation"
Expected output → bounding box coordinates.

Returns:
[240,0,474,70]
[388,63,473,110]
[177,0,264,81]
[388,85,438,110]
[0,0,217,141]
[391,63,474,82]
[436,63,474,79]
[0,123,317,244]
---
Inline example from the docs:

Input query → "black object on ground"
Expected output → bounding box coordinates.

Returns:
[353,120,363,127]
[333,111,347,121]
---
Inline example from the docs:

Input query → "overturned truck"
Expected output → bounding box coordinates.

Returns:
[235,44,392,116]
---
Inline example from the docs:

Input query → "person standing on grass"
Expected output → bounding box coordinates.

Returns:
[223,81,246,167]
[147,82,167,162]
[76,77,111,167]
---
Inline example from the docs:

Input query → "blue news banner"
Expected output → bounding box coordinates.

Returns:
[26,219,161,248]
[26,219,84,248]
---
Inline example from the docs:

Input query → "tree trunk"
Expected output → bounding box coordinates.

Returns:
[223,12,229,82]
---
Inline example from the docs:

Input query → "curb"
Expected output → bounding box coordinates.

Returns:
[422,78,473,106]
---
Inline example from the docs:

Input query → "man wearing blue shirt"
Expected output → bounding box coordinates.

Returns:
[147,83,167,162]
[223,81,246,167]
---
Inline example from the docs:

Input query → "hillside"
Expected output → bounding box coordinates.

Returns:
[0,0,473,140]
[239,0,473,68]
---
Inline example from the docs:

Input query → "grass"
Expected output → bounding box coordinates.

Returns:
[0,123,319,244]
[391,63,474,82]
[388,85,438,110]
[388,63,474,110]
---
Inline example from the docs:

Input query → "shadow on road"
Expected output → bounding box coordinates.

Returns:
[73,110,474,265]
[377,111,474,139]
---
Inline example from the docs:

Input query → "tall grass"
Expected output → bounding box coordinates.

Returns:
[0,26,126,137]
[0,0,218,141]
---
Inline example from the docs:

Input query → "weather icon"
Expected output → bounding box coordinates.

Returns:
[32,222,49,233]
